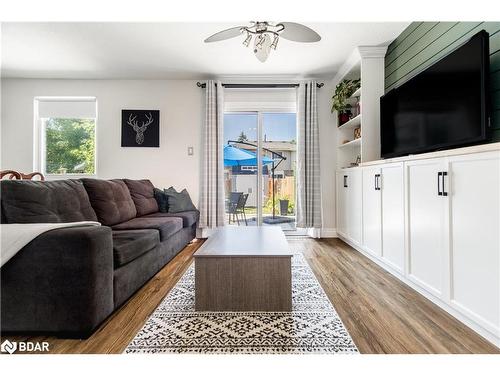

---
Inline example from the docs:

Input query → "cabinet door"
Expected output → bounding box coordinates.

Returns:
[336,172,347,237]
[346,169,362,245]
[381,163,405,273]
[362,166,382,256]
[406,159,447,297]
[448,151,500,332]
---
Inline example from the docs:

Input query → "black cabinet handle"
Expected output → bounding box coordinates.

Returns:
[438,172,443,196]
[344,175,348,188]
[442,172,448,196]
[374,174,381,190]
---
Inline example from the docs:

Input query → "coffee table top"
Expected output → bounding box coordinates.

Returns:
[194,226,293,257]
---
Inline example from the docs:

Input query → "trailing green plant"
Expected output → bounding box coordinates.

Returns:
[331,78,361,113]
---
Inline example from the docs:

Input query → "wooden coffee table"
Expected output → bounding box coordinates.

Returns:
[194,226,294,311]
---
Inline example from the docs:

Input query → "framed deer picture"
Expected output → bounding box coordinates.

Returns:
[121,110,160,147]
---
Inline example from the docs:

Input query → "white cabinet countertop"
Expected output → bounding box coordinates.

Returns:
[338,142,500,170]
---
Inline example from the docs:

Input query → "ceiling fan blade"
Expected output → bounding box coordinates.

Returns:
[278,22,321,43]
[204,26,244,43]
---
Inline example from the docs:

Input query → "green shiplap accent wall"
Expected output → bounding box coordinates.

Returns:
[385,22,500,141]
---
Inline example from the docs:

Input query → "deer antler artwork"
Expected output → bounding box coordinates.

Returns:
[127,112,154,145]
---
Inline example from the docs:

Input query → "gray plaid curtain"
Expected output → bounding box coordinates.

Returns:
[296,81,322,229]
[199,80,225,228]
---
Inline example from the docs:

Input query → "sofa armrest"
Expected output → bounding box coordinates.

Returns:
[1,225,114,337]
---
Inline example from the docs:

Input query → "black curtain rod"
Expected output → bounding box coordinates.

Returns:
[196,82,324,89]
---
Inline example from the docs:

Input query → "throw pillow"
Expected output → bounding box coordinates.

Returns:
[153,188,169,213]
[164,187,197,213]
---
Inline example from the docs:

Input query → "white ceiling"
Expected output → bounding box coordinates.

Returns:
[1,22,409,79]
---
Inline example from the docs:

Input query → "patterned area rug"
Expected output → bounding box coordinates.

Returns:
[125,254,358,354]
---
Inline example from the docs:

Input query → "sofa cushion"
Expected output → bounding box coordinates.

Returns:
[112,217,183,241]
[123,179,159,216]
[0,179,98,223]
[112,229,159,267]
[82,179,137,226]
[144,210,199,228]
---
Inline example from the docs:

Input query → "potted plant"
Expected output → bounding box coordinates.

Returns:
[279,198,289,216]
[331,79,361,126]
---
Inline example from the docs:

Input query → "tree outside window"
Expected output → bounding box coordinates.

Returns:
[43,118,96,174]
[237,131,248,142]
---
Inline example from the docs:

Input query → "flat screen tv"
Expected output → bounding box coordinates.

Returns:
[380,30,491,158]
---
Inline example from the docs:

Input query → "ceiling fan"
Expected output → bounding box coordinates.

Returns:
[204,21,321,62]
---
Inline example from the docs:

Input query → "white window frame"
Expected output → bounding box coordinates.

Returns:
[224,90,306,235]
[34,97,98,179]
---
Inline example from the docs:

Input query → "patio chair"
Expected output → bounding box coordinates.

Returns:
[236,193,249,226]
[226,192,243,225]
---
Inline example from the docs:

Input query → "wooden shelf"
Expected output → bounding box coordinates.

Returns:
[350,87,361,98]
[338,114,361,131]
[338,138,361,149]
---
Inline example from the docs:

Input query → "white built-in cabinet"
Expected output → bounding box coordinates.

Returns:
[336,169,362,246]
[362,166,381,257]
[347,169,362,246]
[336,171,347,237]
[337,148,500,347]
[447,152,500,335]
[380,163,405,273]
[406,159,448,298]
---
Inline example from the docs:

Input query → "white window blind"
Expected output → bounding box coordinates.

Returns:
[224,88,296,111]
[37,97,97,118]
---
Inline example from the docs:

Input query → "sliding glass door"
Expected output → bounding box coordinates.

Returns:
[223,111,297,230]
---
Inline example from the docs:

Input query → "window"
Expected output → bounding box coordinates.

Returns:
[35,98,97,176]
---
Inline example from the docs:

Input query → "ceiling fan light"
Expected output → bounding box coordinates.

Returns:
[203,21,322,63]
[255,34,265,49]
[270,35,279,50]
[242,33,252,47]
[254,34,272,62]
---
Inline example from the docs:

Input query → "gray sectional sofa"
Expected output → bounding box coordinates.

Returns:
[0,178,198,337]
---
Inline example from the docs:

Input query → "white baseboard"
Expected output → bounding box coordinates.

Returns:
[197,227,216,238]
[320,228,338,238]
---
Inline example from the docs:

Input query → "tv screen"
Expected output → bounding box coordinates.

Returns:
[381,31,491,158]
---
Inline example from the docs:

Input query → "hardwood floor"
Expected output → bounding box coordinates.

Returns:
[3,237,498,354]
[290,238,499,354]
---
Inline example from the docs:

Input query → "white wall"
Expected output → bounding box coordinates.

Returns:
[1,79,204,204]
[0,78,337,235]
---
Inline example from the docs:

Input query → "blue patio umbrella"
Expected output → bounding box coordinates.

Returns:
[224,143,283,219]
[223,145,274,166]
